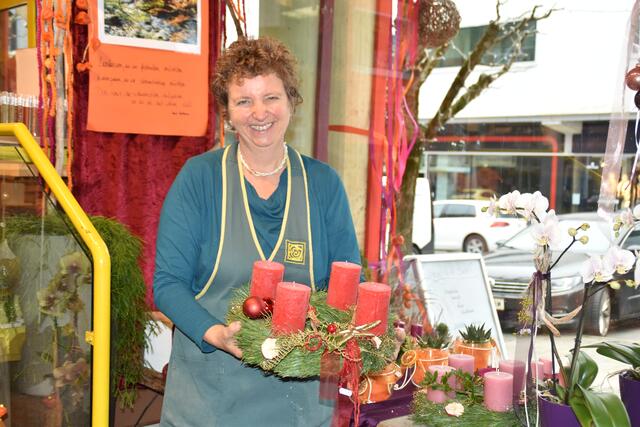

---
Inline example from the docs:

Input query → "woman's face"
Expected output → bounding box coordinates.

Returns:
[227,73,292,151]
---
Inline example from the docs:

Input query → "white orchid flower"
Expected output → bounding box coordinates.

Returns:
[517,191,549,221]
[498,191,520,215]
[633,204,640,220]
[581,255,614,284]
[617,209,635,228]
[485,196,499,217]
[530,210,562,248]
[605,246,635,274]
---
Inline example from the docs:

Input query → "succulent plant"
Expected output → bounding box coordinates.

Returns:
[419,322,451,349]
[459,323,492,344]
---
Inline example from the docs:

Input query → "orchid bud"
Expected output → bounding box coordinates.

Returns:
[609,281,621,290]
[579,223,590,230]
[579,236,589,244]
[568,228,577,237]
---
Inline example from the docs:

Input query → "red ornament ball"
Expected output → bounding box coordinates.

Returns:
[243,296,267,319]
[626,65,640,91]
[327,323,337,334]
[263,297,274,315]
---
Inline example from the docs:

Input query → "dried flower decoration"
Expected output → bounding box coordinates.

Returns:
[74,11,90,25]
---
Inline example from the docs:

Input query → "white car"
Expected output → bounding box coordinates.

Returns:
[430,200,526,253]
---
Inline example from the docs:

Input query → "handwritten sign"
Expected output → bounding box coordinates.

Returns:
[86,0,209,136]
[404,253,508,358]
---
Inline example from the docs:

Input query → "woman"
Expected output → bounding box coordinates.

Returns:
[153,37,361,426]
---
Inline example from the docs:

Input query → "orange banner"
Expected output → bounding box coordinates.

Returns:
[86,0,209,136]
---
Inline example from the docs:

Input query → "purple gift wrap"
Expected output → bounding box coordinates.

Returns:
[538,396,580,427]
[351,384,417,426]
[620,372,640,427]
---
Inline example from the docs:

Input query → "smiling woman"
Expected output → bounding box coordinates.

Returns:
[153,37,362,427]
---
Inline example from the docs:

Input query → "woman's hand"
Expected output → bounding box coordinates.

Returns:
[203,322,243,358]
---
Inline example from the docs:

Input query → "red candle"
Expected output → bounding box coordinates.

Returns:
[484,371,514,412]
[354,282,391,336]
[326,261,362,310]
[271,282,311,335]
[250,260,285,301]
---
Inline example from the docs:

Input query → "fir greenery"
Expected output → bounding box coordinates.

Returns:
[5,214,152,407]
[412,392,528,427]
[226,285,397,378]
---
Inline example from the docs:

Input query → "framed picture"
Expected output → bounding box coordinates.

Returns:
[404,252,508,359]
[0,0,36,93]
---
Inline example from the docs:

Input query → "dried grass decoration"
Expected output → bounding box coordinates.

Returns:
[418,0,461,48]
[226,285,397,379]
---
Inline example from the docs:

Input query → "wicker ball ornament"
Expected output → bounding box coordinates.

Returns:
[418,0,461,48]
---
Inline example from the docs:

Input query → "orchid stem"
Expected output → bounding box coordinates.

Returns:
[564,281,592,404]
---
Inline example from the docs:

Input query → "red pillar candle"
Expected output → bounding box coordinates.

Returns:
[271,282,311,335]
[354,282,391,336]
[326,261,362,310]
[250,260,285,301]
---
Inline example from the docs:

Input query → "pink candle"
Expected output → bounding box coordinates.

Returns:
[326,261,362,310]
[540,357,556,379]
[271,282,310,335]
[448,354,475,375]
[354,282,391,336]
[250,260,285,301]
[530,360,544,381]
[426,365,456,403]
[499,359,525,398]
[484,371,514,412]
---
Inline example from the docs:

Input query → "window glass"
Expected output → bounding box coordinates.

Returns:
[444,203,475,218]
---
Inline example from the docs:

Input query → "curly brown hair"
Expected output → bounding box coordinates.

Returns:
[212,37,303,117]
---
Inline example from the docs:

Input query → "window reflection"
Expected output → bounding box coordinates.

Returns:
[1,4,29,92]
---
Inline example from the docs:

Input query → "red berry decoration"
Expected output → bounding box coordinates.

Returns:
[243,296,267,319]
[327,323,337,334]
[262,297,274,315]
[626,65,640,91]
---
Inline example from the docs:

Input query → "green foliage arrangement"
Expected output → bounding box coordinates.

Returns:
[226,285,397,378]
[459,323,492,344]
[583,341,640,380]
[6,214,153,408]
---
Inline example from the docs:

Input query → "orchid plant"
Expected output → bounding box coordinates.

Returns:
[485,190,637,427]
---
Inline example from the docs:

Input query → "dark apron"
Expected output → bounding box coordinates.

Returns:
[161,143,333,427]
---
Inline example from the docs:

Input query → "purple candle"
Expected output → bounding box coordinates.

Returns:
[425,365,456,403]
[499,359,525,398]
[484,371,514,412]
[448,354,475,375]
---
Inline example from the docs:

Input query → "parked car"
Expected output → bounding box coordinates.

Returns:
[451,188,497,200]
[428,200,526,253]
[484,212,640,336]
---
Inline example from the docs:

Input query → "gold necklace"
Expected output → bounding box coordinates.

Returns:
[238,143,288,177]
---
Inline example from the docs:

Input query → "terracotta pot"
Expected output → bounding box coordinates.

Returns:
[358,363,402,404]
[453,338,494,372]
[620,371,640,427]
[538,395,581,427]
[400,348,449,386]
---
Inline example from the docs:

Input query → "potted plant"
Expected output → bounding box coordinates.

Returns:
[487,191,632,427]
[452,323,495,372]
[582,341,640,426]
[397,322,450,387]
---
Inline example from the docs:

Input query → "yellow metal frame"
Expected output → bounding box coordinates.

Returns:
[0,123,111,427]
[0,0,37,48]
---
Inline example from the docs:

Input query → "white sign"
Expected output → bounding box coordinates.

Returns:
[404,253,508,359]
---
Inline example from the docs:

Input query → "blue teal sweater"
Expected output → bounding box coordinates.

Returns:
[153,146,361,352]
